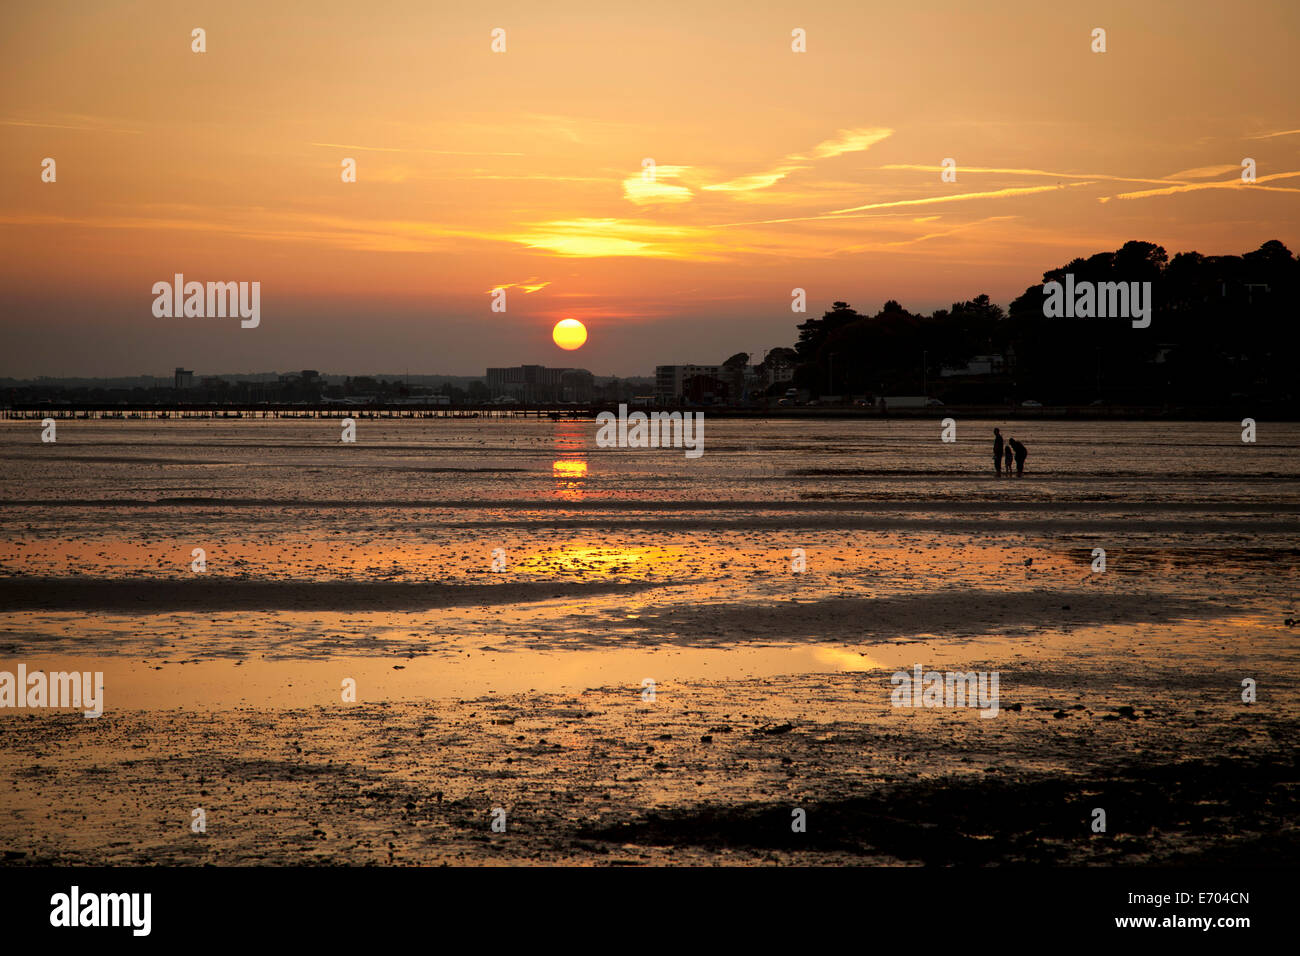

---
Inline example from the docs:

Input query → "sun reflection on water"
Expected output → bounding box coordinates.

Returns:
[552,458,587,499]
[515,541,680,578]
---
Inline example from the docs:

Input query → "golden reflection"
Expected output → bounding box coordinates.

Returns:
[811,647,879,671]
[551,421,586,451]
[552,458,587,500]
[515,542,678,578]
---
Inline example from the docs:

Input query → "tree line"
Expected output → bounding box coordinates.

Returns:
[785,240,1298,407]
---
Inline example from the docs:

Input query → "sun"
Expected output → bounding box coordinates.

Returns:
[552,318,588,350]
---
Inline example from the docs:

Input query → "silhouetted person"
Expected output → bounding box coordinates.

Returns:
[993,428,1004,477]
[1010,438,1028,477]
[1004,446,1013,475]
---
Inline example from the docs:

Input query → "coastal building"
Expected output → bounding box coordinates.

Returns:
[173,367,194,389]
[656,362,783,404]
[654,365,720,404]
[486,365,593,403]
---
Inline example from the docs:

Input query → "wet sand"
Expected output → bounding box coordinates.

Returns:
[1,419,1297,865]
[3,666,1295,865]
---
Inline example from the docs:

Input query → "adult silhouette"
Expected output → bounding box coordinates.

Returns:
[1009,437,1028,477]
[993,428,1004,477]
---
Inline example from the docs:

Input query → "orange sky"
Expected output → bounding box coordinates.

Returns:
[1,0,1297,376]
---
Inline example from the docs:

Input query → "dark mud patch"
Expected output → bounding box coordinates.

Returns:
[579,755,1300,864]
[0,577,663,613]
[592,589,1232,646]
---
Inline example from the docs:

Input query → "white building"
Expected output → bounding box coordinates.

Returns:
[654,365,720,404]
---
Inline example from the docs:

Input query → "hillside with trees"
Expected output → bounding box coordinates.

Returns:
[788,240,1298,408]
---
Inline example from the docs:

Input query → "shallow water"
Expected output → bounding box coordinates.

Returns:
[3,417,1298,503]
[1,419,1296,709]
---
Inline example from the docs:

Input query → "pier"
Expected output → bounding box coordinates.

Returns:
[0,402,1239,421]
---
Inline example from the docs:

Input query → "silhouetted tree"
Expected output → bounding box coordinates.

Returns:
[778,240,1297,408]
[795,302,861,360]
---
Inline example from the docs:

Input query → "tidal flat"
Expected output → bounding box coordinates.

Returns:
[1,418,1296,865]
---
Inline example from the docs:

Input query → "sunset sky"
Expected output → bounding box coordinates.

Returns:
[1,0,1297,377]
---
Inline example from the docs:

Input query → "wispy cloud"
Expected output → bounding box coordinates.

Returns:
[828,182,1089,216]
[622,166,695,205]
[628,127,896,209]
[879,164,1177,185]
[309,142,524,156]
[699,128,894,198]
[0,207,488,254]
[1164,164,1244,179]
[462,173,612,182]
[1,117,141,134]
[702,165,807,194]
[487,279,550,294]
[794,127,895,161]
[1248,128,1300,139]
[881,215,1020,247]
[510,218,719,259]
[1100,170,1300,202]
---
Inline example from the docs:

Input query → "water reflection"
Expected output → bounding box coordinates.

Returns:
[515,542,676,577]
[552,459,587,499]
[551,420,589,499]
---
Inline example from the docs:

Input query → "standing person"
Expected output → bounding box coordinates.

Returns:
[1004,445,1013,476]
[993,428,1004,477]
[1010,437,1028,477]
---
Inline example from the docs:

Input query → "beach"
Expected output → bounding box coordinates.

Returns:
[1,418,1297,865]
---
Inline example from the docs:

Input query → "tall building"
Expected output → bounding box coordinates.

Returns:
[654,365,720,404]
[174,367,194,389]
[559,369,594,402]
[486,365,592,403]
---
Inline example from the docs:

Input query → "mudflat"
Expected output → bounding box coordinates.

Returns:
[1,419,1297,865]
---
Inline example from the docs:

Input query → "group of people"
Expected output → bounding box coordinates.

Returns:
[992,428,1027,477]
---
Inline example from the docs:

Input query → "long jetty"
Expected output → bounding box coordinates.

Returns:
[0,402,1241,421]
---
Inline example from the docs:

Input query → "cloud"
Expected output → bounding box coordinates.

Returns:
[879,164,1179,185]
[509,218,717,258]
[796,127,895,160]
[702,165,807,193]
[1100,170,1300,202]
[879,215,1020,247]
[487,279,550,294]
[622,166,694,205]
[310,142,524,156]
[1164,164,1244,180]
[462,173,613,182]
[690,128,895,200]
[828,182,1089,216]
[0,206,489,254]
[0,116,141,134]
[1248,128,1300,139]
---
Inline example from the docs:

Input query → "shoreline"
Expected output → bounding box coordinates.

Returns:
[5,406,1298,423]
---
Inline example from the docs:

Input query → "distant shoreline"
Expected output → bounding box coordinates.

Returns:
[2,403,1295,422]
